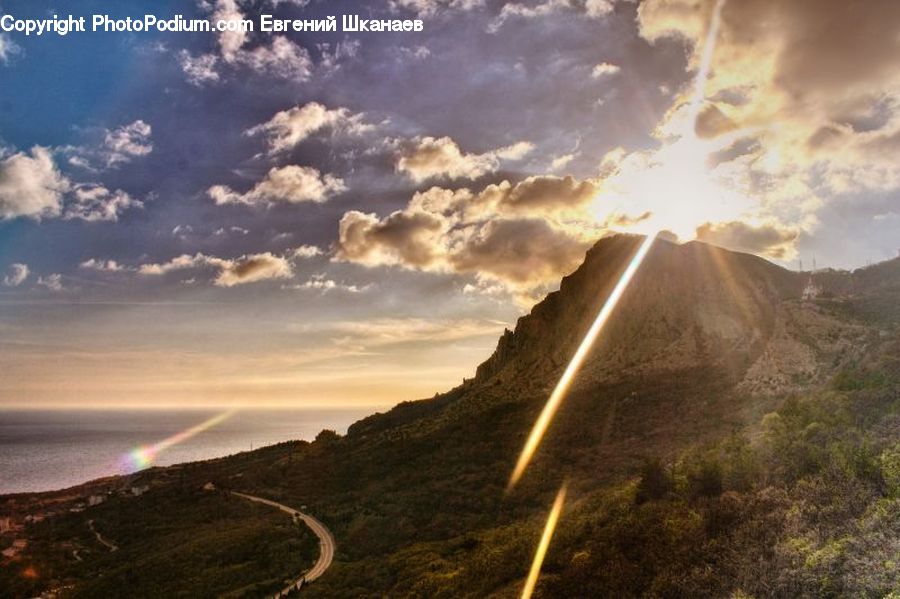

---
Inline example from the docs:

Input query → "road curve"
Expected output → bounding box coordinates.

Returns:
[87,519,118,552]
[231,491,335,594]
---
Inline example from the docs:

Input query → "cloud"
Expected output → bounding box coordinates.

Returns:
[215,252,294,287]
[449,218,592,287]
[550,153,576,171]
[36,274,63,292]
[0,147,70,220]
[236,36,313,80]
[0,33,22,64]
[287,273,368,293]
[180,1,312,85]
[337,209,449,269]
[308,317,503,345]
[138,251,294,287]
[695,220,800,260]
[180,51,220,86]
[212,0,248,61]
[247,102,372,154]
[3,263,29,287]
[293,245,324,258]
[584,0,614,18]
[103,120,153,167]
[636,0,900,199]
[489,0,568,31]
[489,0,612,31]
[317,39,361,74]
[79,259,128,272]
[212,225,249,237]
[209,165,346,206]
[64,120,153,171]
[65,184,142,222]
[397,45,431,61]
[335,175,601,297]
[481,174,599,217]
[395,136,534,182]
[389,0,484,17]
[592,62,621,78]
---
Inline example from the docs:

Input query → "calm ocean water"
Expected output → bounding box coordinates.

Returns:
[0,408,373,495]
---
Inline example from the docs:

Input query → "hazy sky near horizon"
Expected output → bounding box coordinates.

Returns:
[1,0,899,408]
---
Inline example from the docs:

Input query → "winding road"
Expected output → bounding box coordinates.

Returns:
[231,491,335,595]
[87,519,118,552]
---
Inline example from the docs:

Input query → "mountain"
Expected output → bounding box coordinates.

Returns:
[4,236,899,598]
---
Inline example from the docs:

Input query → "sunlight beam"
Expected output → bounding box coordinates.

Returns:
[521,483,568,599]
[689,0,726,117]
[508,234,657,489]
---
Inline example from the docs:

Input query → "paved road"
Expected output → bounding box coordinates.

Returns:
[87,519,118,552]
[231,492,335,594]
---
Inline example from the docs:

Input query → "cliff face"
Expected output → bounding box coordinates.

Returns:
[474,236,806,391]
[353,236,884,446]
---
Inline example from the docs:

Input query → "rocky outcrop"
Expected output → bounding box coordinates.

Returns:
[472,235,807,392]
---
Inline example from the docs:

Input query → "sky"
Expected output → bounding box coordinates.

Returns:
[1,0,898,409]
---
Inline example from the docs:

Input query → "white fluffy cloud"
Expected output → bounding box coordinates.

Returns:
[103,120,153,167]
[65,184,142,222]
[395,136,534,183]
[550,153,576,172]
[288,273,368,293]
[0,147,70,220]
[36,274,63,292]
[335,175,602,298]
[592,62,620,78]
[139,251,294,287]
[584,0,614,18]
[179,52,220,85]
[64,120,153,171]
[237,36,312,80]
[3,263,29,287]
[0,33,21,64]
[489,0,613,31]
[293,244,324,258]
[389,0,484,17]
[79,259,128,272]
[627,0,900,249]
[209,165,346,206]
[247,102,372,153]
[180,0,312,84]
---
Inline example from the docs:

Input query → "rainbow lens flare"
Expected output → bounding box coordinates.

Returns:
[123,409,237,471]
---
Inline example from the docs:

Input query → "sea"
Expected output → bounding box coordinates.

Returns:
[0,408,374,495]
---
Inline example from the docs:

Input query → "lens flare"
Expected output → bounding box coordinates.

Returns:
[508,234,656,489]
[123,409,237,471]
[521,483,567,599]
[689,0,727,117]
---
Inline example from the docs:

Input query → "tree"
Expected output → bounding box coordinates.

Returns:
[635,457,673,503]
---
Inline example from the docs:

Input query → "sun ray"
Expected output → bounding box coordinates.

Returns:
[508,234,657,489]
[521,483,568,599]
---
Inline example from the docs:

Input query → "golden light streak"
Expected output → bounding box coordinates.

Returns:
[508,234,657,489]
[521,483,568,599]
[689,0,727,117]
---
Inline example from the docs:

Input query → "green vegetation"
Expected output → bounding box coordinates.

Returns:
[5,244,899,597]
[1,482,318,598]
[293,357,898,598]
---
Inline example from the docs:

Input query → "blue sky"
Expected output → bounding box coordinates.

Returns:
[1,0,898,408]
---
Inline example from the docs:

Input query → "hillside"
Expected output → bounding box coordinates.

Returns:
[3,236,899,598]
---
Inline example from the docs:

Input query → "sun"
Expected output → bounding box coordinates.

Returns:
[593,127,754,242]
